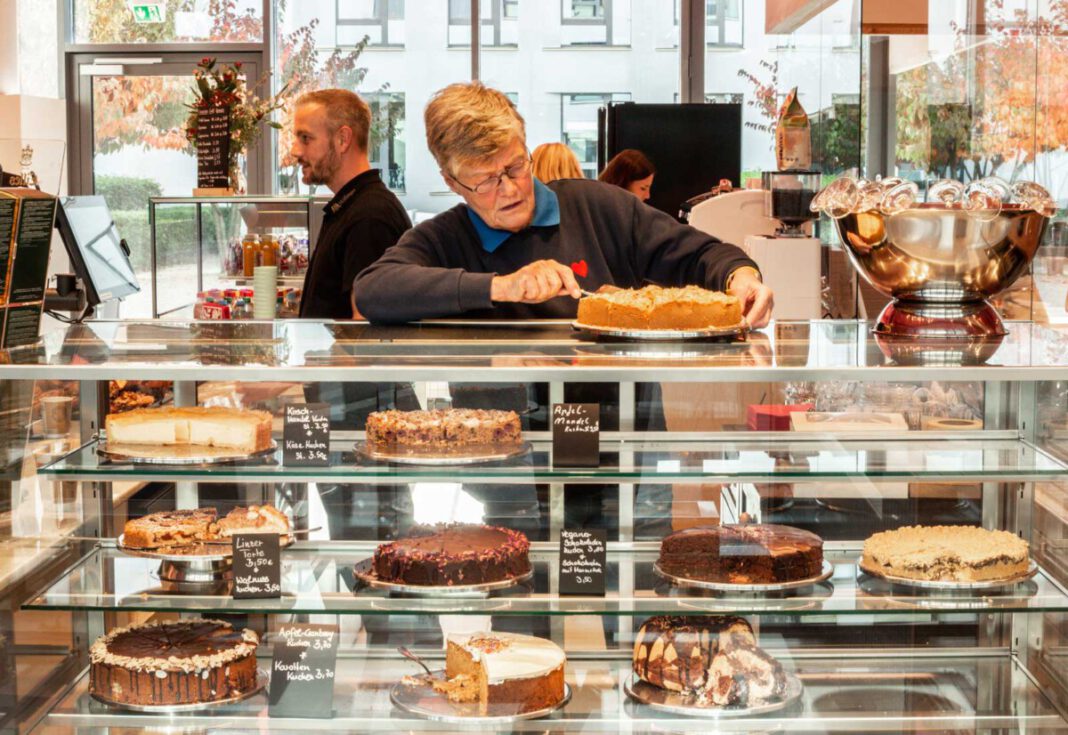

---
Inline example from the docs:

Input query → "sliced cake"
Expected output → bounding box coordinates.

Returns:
[862,525,1029,582]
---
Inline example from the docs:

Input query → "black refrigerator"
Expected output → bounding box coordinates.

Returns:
[598,102,742,219]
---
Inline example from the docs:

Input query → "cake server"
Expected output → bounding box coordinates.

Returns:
[398,646,434,676]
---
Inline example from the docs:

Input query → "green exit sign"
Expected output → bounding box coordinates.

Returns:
[130,4,165,23]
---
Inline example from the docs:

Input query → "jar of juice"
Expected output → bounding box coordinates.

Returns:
[241,234,260,277]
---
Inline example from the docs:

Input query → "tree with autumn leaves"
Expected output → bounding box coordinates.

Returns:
[895,0,1068,194]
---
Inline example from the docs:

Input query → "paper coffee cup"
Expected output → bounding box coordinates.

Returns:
[41,396,74,437]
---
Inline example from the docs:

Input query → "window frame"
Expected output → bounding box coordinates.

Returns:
[449,0,517,48]
[335,0,404,48]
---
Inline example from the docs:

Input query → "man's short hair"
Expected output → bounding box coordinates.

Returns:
[296,89,371,151]
[424,82,526,173]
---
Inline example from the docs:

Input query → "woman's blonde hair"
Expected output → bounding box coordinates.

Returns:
[531,142,584,183]
[424,82,526,173]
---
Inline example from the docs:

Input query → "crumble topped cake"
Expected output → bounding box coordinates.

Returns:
[372,523,530,586]
[122,508,218,549]
[430,632,566,716]
[105,406,273,454]
[89,619,259,707]
[633,616,788,708]
[577,285,743,330]
[862,525,1030,582]
[658,524,824,584]
[364,409,522,448]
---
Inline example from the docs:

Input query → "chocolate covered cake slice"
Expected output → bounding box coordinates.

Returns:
[371,523,531,586]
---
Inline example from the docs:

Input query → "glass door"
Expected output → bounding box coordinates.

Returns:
[69,53,262,318]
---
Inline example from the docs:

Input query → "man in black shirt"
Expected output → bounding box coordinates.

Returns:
[291,89,411,318]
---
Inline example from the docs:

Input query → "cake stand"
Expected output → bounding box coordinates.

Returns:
[391,671,571,723]
[623,672,803,718]
[353,559,534,598]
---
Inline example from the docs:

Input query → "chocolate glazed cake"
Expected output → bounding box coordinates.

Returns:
[372,524,531,586]
[90,620,259,707]
[633,616,788,708]
[658,524,823,584]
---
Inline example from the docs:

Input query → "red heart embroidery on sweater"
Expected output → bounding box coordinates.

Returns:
[570,260,589,278]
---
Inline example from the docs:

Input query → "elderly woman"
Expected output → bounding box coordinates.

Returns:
[355,82,773,325]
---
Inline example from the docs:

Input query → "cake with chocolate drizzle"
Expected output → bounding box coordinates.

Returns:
[89,619,260,707]
[371,523,530,586]
[657,523,823,584]
[633,616,788,708]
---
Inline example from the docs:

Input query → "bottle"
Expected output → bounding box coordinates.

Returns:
[261,234,278,267]
[242,234,260,277]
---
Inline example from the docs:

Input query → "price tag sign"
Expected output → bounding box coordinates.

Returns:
[283,403,330,467]
[559,528,607,596]
[195,106,231,189]
[268,623,338,719]
[551,403,600,468]
[231,533,281,599]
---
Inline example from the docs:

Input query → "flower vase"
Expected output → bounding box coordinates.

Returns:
[229,154,247,195]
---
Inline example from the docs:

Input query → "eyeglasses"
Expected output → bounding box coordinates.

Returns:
[451,154,532,195]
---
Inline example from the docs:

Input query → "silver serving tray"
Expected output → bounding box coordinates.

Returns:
[572,320,747,341]
[90,668,267,713]
[353,559,533,597]
[98,439,278,465]
[391,671,570,723]
[624,671,802,718]
[654,560,834,593]
[354,441,531,466]
[857,557,1038,590]
[117,533,295,562]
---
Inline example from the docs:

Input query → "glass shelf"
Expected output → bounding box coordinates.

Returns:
[24,544,1068,617]
[6,319,1068,382]
[39,654,1067,733]
[37,436,1066,484]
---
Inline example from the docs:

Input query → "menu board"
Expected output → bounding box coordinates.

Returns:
[9,197,55,304]
[196,106,231,189]
[559,528,607,595]
[231,533,281,599]
[0,198,15,304]
[2,302,42,348]
[283,403,330,466]
[269,623,338,719]
[551,403,600,468]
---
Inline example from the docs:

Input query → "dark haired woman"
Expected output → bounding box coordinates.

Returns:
[598,148,655,202]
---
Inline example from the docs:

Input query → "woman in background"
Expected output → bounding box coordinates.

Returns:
[531,142,584,183]
[599,148,655,202]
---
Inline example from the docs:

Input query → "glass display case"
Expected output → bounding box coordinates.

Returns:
[147,196,329,318]
[0,318,1066,732]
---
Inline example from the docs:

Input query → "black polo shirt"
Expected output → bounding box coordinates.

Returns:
[299,169,411,319]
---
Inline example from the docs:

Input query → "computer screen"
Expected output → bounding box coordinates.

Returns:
[54,195,140,306]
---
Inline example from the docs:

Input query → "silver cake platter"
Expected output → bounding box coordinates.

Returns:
[353,559,533,597]
[572,321,747,342]
[856,557,1038,591]
[117,533,295,562]
[654,560,834,593]
[354,441,532,466]
[90,668,267,713]
[118,533,295,585]
[98,439,278,465]
[624,672,802,718]
[391,671,570,723]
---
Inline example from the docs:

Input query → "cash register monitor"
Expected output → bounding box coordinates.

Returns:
[54,195,140,307]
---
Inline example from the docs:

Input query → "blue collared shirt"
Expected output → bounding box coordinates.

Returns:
[466,177,561,253]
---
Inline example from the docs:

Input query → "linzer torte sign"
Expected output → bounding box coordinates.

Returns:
[231,532,281,599]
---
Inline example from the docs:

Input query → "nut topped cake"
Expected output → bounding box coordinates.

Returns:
[658,524,824,584]
[577,285,742,330]
[429,632,566,716]
[633,616,788,708]
[89,619,260,707]
[862,525,1030,582]
[365,409,522,448]
[372,523,530,586]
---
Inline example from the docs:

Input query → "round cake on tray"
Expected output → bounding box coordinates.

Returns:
[657,523,824,584]
[862,525,1029,582]
[89,619,260,707]
[371,523,530,586]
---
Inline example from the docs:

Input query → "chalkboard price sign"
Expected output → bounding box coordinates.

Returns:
[283,403,330,467]
[551,403,600,468]
[196,106,231,189]
[559,528,607,595]
[269,623,339,719]
[231,532,281,599]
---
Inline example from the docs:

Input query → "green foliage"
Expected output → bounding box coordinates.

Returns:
[812,101,861,175]
[95,175,163,212]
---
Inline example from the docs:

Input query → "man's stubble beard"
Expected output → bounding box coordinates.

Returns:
[305,143,341,186]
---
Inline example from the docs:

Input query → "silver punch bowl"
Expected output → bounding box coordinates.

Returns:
[832,204,1050,338]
